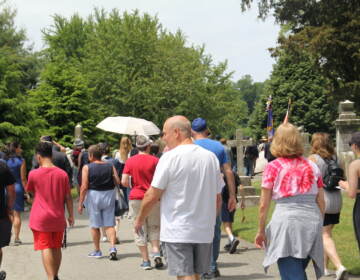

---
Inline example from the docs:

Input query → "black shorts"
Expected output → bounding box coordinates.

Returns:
[323,213,340,226]
[0,217,12,248]
[221,200,235,223]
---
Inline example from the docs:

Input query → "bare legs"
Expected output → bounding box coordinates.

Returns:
[223,222,234,240]
[12,211,22,242]
[101,222,120,243]
[150,240,160,254]
[41,248,61,280]
[104,227,116,247]
[138,239,161,261]
[323,224,343,270]
[178,275,200,280]
[91,228,101,251]
[139,245,150,261]
[91,227,116,251]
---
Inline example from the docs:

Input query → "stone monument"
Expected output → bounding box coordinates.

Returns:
[74,123,84,141]
[227,129,259,206]
[335,100,360,175]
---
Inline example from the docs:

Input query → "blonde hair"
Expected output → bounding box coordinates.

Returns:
[119,136,132,162]
[270,123,304,158]
[311,133,334,159]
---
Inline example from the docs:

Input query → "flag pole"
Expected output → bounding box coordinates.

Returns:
[266,95,274,138]
[283,98,291,124]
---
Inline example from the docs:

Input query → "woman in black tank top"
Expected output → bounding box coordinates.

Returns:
[77,144,121,260]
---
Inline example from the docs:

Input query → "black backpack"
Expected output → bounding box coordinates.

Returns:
[323,159,344,191]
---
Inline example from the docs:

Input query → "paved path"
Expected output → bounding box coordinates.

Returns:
[2,209,359,279]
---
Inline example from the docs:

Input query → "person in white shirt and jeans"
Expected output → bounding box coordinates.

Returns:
[134,115,224,280]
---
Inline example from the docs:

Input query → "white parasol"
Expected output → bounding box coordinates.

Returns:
[96,116,160,136]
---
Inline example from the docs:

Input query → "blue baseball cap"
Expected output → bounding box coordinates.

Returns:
[191,118,207,132]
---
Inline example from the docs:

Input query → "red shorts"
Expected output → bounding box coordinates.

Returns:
[32,230,64,250]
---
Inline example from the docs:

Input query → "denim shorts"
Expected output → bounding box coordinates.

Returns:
[221,200,235,223]
[85,189,115,228]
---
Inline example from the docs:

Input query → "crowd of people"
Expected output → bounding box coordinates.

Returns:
[0,116,360,280]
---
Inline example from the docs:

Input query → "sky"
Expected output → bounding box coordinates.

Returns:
[9,0,280,82]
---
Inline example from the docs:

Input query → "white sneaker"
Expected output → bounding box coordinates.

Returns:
[335,265,348,280]
[324,268,332,276]
[101,236,108,242]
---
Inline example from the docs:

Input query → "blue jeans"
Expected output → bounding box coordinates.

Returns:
[210,215,222,272]
[277,256,310,280]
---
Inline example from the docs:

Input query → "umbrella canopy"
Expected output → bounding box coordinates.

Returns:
[96,116,161,136]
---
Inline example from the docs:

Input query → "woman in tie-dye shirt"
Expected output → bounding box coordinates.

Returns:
[255,123,325,280]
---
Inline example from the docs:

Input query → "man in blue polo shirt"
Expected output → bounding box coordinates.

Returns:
[192,118,237,279]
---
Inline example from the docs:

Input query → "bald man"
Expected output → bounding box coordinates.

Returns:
[134,116,224,280]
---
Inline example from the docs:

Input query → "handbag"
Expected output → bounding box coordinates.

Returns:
[115,187,129,217]
[324,189,343,214]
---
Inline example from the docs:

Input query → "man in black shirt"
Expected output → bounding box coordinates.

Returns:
[31,136,73,185]
[0,162,16,280]
[264,140,276,163]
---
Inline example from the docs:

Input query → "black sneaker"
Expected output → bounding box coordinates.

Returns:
[224,242,231,252]
[154,256,164,268]
[229,238,240,254]
[0,271,6,280]
[109,247,118,261]
[202,269,220,279]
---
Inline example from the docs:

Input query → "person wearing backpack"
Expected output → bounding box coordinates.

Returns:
[309,133,347,280]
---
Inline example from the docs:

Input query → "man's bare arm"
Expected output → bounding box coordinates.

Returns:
[121,174,130,187]
[222,162,237,211]
[65,193,74,226]
[6,184,15,212]
[78,165,89,214]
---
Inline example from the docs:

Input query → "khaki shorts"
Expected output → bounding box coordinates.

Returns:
[129,200,160,246]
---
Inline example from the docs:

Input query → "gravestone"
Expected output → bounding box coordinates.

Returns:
[227,129,259,206]
[227,130,253,175]
[335,100,360,175]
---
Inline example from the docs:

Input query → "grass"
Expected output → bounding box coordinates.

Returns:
[233,185,360,274]
[71,187,79,199]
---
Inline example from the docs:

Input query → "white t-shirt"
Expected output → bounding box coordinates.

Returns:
[151,144,224,243]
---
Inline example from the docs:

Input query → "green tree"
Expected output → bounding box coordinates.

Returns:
[0,1,42,154]
[233,75,264,115]
[36,9,247,141]
[249,49,334,139]
[30,60,97,147]
[241,0,360,112]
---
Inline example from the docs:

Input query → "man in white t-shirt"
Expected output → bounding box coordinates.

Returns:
[134,115,224,280]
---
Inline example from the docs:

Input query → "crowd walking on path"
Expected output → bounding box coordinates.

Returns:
[0,116,360,280]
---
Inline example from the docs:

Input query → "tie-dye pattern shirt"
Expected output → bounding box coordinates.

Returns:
[262,157,324,200]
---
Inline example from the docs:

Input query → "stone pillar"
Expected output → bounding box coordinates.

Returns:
[236,129,245,176]
[335,100,360,173]
[74,123,84,141]
[302,132,311,157]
